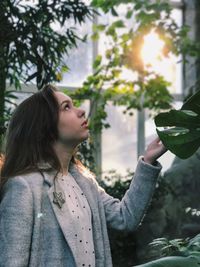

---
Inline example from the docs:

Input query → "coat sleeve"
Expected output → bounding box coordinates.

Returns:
[0,176,33,267]
[95,157,162,232]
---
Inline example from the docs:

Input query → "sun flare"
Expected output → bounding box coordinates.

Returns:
[141,29,165,66]
[139,29,179,93]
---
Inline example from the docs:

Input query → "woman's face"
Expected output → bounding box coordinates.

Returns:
[54,91,89,147]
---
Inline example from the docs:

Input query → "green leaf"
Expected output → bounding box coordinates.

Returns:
[111,7,118,16]
[91,32,99,41]
[181,90,200,114]
[112,20,125,28]
[93,55,102,69]
[61,65,69,72]
[126,9,133,19]
[93,23,107,32]
[134,2,143,11]
[154,90,200,159]
[155,110,200,129]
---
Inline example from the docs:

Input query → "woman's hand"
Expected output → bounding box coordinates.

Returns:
[143,136,167,165]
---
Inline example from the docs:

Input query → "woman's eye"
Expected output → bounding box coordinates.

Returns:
[64,104,70,110]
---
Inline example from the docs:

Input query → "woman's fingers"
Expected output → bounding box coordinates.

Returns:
[143,136,168,164]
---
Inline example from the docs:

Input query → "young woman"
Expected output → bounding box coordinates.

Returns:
[0,84,167,267]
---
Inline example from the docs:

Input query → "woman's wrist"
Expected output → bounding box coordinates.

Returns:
[143,156,156,165]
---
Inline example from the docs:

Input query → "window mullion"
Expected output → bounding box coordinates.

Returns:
[90,10,102,181]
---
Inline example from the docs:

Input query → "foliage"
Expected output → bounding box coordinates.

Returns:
[0,0,94,149]
[76,139,96,173]
[185,207,200,217]
[99,169,133,199]
[155,90,200,159]
[142,234,200,267]
[133,209,200,266]
[99,171,136,267]
[1,0,93,88]
[150,237,191,257]
[134,256,200,267]
[97,170,175,267]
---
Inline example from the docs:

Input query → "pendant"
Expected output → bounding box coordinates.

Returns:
[53,191,65,209]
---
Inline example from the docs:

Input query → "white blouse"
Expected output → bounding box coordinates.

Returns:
[57,171,95,267]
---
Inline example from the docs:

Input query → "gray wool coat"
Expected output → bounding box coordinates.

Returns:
[0,157,162,267]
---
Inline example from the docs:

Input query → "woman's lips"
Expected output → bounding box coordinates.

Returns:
[81,119,89,128]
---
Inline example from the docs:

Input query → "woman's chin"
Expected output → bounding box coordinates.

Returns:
[81,130,90,141]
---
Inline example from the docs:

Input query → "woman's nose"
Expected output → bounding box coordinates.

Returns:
[78,108,86,118]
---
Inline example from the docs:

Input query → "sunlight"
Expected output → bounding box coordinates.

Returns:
[141,29,165,67]
[140,29,181,94]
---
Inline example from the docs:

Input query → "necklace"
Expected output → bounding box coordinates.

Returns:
[52,173,66,209]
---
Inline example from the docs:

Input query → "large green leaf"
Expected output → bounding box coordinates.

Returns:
[154,90,200,159]
[182,90,200,114]
[133,256,200,267]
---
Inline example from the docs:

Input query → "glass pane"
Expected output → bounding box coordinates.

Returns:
[57,18,93,87]
[6,92,33,108]
[102,102,138,176]
[158,8,183,94]
[78,99,90,118]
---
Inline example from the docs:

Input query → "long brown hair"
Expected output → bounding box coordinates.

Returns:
[0,84,86,191]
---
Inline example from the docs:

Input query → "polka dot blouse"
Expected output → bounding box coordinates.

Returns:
[57,171,95,267]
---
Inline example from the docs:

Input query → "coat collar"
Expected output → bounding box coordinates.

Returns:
[37,160,96,188]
